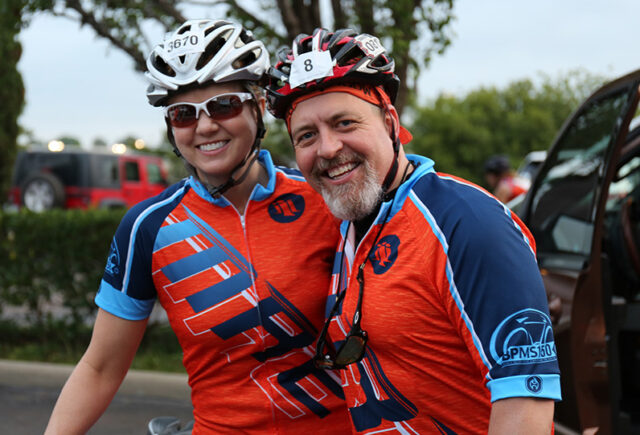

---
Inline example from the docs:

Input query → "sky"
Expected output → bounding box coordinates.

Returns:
[17,0,640,149]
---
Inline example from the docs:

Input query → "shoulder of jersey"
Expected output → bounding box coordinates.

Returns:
[125,178,190,217]
[274,165,307,183]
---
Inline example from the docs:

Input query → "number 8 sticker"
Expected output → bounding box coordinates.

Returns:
[289,51,334,89]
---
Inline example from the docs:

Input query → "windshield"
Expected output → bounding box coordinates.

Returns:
[528,87,634,269]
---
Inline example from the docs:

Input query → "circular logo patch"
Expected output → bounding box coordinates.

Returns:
[268,193,305,223]
[368,234,400,274]
[525,375,543,393]
[489,308,556,367]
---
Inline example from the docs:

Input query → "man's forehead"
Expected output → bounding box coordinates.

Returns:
[291,92,377,123]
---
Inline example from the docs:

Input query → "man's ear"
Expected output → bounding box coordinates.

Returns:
[383,105,400,137]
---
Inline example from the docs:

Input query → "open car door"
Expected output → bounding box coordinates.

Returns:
[519,70,640,433]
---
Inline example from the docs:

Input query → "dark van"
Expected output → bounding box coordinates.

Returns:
[517,69,640,434]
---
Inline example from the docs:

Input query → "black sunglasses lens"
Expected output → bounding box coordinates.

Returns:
[207,95,244,120]
[168,105,197,127]
[334,334,367,366]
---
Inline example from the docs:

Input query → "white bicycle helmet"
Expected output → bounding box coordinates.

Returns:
[145,19,269,198]
[145,19,270,106]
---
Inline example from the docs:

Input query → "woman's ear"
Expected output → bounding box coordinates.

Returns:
[255,95,266,118]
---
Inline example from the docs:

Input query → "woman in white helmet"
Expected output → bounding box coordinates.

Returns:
[45,19,350,434]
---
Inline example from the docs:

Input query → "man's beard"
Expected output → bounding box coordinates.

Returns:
[311,153,384,221]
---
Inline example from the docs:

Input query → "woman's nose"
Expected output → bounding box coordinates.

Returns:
[195,111,220,135]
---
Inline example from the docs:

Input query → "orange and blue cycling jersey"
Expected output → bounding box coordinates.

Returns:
[96,150,351,434]
[327,154,561,434]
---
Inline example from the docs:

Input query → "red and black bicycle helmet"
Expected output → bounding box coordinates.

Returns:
[266,28,399,120]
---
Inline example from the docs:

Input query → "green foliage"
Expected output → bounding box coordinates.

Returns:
[0,0,25,203]
[23,1,456,114]
[0,319,185,372]
[407,70,607,185]
[0,208,124,327]
[0,208,185,372]
[263,118,295,167]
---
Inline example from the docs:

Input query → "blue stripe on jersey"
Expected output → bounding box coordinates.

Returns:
[408,189,493,374]
[155,219,202,249]
[121,184,188,294]
[95,280,156,320]
[410,172,553,384]
[487,374,562,401]
[162,247,233,283]
[187,272,254,313]
[181,203,254,276]
[275,166,306,182]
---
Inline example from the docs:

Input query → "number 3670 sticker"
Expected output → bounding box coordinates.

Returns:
[164,30,206,59]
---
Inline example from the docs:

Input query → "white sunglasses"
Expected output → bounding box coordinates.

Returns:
[164,92,254,127]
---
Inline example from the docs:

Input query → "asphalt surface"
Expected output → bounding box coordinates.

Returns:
[0,359,193,434]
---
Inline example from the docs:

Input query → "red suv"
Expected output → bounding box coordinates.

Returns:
[9,148,169,212]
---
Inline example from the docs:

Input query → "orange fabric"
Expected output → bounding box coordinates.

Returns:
[149,173,351,433]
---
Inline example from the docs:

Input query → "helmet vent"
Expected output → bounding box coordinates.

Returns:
[232,49,258,69]
[205,21,228,36]
[153,55,176,77]
[196,34,228,70]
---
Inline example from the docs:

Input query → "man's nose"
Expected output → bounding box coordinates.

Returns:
[316,129,343,159]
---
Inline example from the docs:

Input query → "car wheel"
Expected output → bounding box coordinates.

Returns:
[21,173,66,212]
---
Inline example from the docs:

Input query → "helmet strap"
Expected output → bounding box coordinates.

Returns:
[164,117,182,157]
[380,117,401,194]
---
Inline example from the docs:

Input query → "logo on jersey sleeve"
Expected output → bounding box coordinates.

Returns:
[489,309,557,366]
[268,193,305,223]
[525,375,543,393]
[105,239,120,276]
[368,234,399,274]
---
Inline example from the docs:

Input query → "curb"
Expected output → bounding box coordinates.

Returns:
[0,359,190,401]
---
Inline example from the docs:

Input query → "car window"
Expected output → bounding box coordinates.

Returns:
[146,162,166,185]
[90,155,120,188]
[25,153,84,186]
[528,88,634,269]
[124,161,141,182]
[608,156,640,210]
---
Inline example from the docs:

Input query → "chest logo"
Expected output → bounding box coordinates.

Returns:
[268,193,305,223]
[368,234,400,274]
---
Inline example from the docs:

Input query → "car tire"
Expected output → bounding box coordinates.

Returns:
[21,173,66,212]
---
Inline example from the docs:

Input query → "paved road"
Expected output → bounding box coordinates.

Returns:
[0,359,193,434]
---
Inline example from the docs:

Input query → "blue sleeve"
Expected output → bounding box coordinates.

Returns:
[415,174,561,402]
[95,183,186,320]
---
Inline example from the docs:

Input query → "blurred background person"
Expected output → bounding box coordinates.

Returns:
[484,154,529,203]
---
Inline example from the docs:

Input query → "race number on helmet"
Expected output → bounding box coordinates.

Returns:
[265,27,399,119]
[145,19,270,107]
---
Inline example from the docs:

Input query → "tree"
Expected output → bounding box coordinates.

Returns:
[92,137,108,148]
[406,70,607,185]
[0,0,25,202]
[23,0,455,115]
[57,135,82,147]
